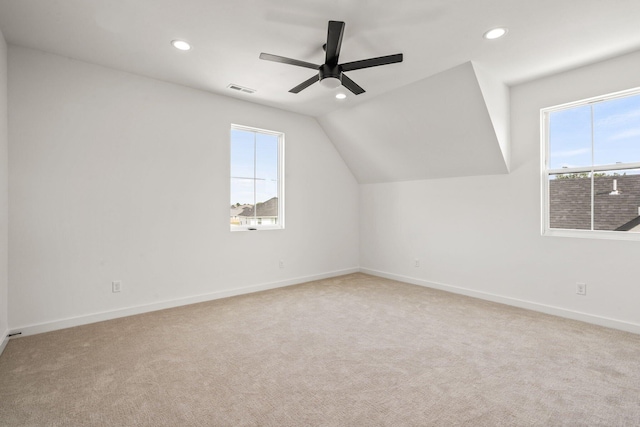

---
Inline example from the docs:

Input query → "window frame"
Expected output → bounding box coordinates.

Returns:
[230,124,285,232]
[540,86,640,241]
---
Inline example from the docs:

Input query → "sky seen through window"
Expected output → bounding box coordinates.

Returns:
[549,92,640,171]
[230,128,279,206]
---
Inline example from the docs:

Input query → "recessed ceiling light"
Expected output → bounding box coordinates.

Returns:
[171,40,191,51]
[335,93,347,100]
[484,28,508,40]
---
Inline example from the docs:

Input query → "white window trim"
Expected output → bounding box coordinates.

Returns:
[230,124,285,232]
[540,86,640,241]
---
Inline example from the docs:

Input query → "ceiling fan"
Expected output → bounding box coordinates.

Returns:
[259,20,403,95]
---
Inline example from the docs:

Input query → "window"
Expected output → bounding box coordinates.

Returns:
[230,124,284,231]
[541,88,640,239]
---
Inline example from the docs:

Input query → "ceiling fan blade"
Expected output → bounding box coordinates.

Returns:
[341,74,365,95]
[289,74,320,93]
[340,53,403,72]
[259,53,320,70]
[325,21,345,66]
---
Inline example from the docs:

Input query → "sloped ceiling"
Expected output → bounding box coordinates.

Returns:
[318,62,509,183]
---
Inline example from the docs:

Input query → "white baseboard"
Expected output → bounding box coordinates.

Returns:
[13,266,637,339]
[10,267,360,338]
[360,268,640,335]
[0,329,9,357]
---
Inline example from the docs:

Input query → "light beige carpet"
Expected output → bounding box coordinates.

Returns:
[1,273,639,426]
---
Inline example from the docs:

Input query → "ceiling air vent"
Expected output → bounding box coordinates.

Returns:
[227,84,256,94]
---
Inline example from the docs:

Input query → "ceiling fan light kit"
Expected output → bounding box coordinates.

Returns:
[260,20,403,95]
[319,76,341,89]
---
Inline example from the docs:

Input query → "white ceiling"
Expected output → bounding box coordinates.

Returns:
[2,0,640,118]
[2,0,640,183]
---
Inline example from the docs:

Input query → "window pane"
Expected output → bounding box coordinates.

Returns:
[548,105,592,169]
[593,169,640,232]
[255,133,278,181]
[230,178,255,206]
[548,172,592,230]
[256,179,278,223]
[255,177,278,203]
[593,93,640,166]
[230,129,255,179]
[230,178,256,226]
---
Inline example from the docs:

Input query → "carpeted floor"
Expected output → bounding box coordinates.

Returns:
[1,273,639,426]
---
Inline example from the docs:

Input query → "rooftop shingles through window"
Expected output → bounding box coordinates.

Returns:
[549,175,640,231]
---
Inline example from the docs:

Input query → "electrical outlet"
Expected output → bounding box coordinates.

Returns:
[279,260,285,269]
[112,280,122,293]
[414,259,420,267]
[576,283,586,296]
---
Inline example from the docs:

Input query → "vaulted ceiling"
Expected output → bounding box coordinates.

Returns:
[2,0,640,182]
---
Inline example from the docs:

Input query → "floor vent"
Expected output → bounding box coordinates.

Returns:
[227,84,256,94]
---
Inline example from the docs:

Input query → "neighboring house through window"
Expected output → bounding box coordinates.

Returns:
[541,88,640,239]
[230,124,284,231]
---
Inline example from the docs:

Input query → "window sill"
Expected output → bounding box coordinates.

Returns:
[542,228,640,241]
[230,225,284,232]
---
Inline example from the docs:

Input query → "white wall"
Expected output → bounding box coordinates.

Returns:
[360,49,640,334]
[0,29,9,350]
[8,46,359,334]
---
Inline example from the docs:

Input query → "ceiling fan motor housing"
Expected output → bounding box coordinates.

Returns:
[319,64,342,87]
